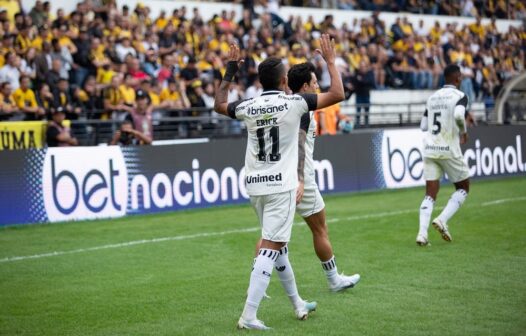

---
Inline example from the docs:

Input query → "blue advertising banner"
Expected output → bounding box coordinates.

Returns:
[0,126,525,226]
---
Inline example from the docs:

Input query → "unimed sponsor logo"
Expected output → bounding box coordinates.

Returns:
[42,147,128,222]
[381,129,526,189]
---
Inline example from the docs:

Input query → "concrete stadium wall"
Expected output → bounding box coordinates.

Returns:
[22,0,522,33]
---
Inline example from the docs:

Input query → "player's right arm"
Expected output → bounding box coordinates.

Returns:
[314,34,345,110]
[214,44,243,118]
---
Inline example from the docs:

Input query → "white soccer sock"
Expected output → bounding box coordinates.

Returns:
[437,189,467,224]
[242,248,278,321]
[321,256,339,286]
[418,196,435,237]
[275,245,303,310]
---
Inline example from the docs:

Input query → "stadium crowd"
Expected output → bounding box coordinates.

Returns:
[284,0,526,19]
[0,0,524,141]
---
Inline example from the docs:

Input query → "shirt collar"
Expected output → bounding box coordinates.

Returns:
[261,90,284,96]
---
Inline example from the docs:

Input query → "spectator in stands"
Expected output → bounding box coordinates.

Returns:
[72,27,91,88]
[124,90,153,144]
[142,49,160,78]
[120,73,136,108]
[34,41,52,89]
[115,36,137,63]
[351,61,375,128]
[50,38,72,80]
[245,78,263,99]
[159,77,190,109]
[12,75,45,120]
[74,76,101,119]
[0,82,16,121]
[103,74,132,120]
[109,119,152,146]
[46,107,78,147]
[36,83,54,115]
[53,78,80,120]
[0,52,21,90]
[20,47,36,81]
[140,79,161,110]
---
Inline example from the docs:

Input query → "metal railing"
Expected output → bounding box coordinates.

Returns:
[1,101,493,146]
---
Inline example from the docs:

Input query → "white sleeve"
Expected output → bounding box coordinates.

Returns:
[420,109,428,131]
[454,105,467,133]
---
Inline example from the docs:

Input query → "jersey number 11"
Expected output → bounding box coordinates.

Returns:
[256,126,281,162]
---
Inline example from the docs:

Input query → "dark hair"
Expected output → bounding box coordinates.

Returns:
[444,64,460,80]
[258,57,285,91]
[287,62,316,93]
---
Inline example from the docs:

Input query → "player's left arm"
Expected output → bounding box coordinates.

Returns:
[296,113,310,204]
[455,95,469,143]
[420,109,428,132]
[214,44,244,117]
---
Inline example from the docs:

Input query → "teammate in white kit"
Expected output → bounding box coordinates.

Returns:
[416,64,472,246]
[214,35,345,330]
[253,62,360,292]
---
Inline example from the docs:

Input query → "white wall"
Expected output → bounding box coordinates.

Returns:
[22,0,522,33]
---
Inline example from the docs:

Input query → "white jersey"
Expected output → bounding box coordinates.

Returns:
[303,111,318,190]
[423,85,468,159]
[228,90,317,196]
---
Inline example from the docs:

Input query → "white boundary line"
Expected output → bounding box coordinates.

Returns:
[0,197,524,264]
[481,196,526,206]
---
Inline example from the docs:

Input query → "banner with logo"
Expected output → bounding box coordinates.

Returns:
[379,126,526,188]
[0,121,47,150]
[0,126,524,226]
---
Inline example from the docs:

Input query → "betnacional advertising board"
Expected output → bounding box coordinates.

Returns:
[0,126,525,226]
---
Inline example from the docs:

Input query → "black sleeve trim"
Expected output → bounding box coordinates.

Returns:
[423,109,428,117]
[298,93,318,111]
[456,95,468,108]
[456,95,469,117]
[300,112,311,132]
[226,100,244,119]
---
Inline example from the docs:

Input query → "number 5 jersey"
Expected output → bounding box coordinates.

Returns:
[227,90,317,196]
[423,85,468,159]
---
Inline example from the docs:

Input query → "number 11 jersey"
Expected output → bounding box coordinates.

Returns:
[227,90,317,196]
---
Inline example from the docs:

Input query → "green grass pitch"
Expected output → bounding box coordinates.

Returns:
[1,177,525,335]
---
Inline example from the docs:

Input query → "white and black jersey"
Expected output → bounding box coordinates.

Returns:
[227,90,317,196]
[423,85,468,159]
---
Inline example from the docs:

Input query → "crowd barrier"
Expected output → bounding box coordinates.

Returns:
[0,125,524,226]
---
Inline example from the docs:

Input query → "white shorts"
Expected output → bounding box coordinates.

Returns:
[296,187,325,218]
[250,189,296,243]
[424,156,470,183]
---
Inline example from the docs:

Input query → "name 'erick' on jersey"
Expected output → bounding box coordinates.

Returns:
[423,85,468,159]
[227,90,317,196]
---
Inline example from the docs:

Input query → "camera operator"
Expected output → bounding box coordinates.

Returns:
[109,119,152,146]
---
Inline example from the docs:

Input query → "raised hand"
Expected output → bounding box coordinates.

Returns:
[227,43,244,68]
[315,34,336,65]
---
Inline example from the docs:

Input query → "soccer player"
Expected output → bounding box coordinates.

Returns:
[416,64,471,246]
[253,62,360,292]
[214,34,345,330]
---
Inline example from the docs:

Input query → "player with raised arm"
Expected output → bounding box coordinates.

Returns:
[416,64,472,246]
[214,34,345,330]
[254,62,360,293]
